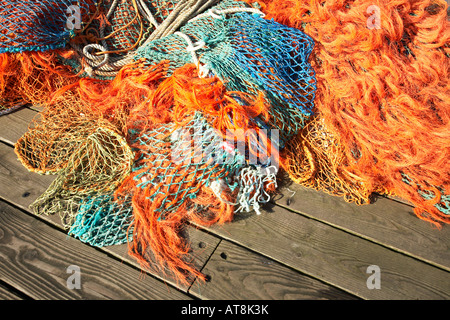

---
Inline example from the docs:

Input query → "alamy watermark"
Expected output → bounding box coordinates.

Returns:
[366,265,381,289]
[170,128,280,171]
[367,5,381,30]
[66,265,81,289]
[66,5,82,31]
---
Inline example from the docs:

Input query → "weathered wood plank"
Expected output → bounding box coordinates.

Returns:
[0,140,221,291]
[273,183,450,271]
[0,142,56,211]
[2,105,449,300]
[0,282,25,300]
[103,226,221,291]
[0,107,37,146]
[193,205,450,300]
[0,199,191,300]
[190,240,358,300]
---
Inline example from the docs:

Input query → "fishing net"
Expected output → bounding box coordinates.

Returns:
[29,123,134,226]
[253,0,450,225]
[0,50,79,115]
[68,193,134,247]
[134,0,316,142]
[118,111,277,283]
[0,0,96,53]
[14,89,134,226]
[67,0,148,78]
[8,0,447,288]
[65,0,222,78]
[281,117,375,205]
[0,0,95,113]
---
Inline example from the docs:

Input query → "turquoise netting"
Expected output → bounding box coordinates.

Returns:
[0,0,94,53]
[69,193,134,247]
[134,1,316,142]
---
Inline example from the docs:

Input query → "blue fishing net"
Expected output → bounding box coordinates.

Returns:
[134,0,316,142]
[69,193,134,247]
[0,0,94,53]
[130,114,245,217]
[128,112,278,218]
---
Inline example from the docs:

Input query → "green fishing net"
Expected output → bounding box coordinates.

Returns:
[134,0,316,143]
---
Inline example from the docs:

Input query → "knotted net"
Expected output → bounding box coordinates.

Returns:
[252,0,450,225]
[14,89,134,227]
[134,0,316,142]
[0,0,96,53]
[7,0,318,284]
[119,112,277,283]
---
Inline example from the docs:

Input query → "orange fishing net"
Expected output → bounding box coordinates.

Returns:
[5,0,449,289]
[113,63,276,284]
[252,0,450,226]
[0,50,79,114]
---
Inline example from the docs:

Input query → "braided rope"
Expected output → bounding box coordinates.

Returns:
[188,6,265,23]
[73,0,263,78]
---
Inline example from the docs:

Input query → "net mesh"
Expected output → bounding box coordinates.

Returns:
[60,0,187,78]
[134,0,316,141]
[68,193,134,247]
[117,110,277,283]
[29,123,133,226]
[0,50,79,115]
[14,90,134,226]
[0,0,95,53]
[281,117,375,205]
[6,0,449,287]
[125,114,245,218]
[252,0,450,225]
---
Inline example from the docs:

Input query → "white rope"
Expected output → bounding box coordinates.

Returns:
[75,1,263,77]
[174,5,265,78]
[188,6,265,24]
[174,31,210,77]
[210,179,238,206]
[78,0,139,76]
[235,165,278,215]
[83,43,109,69]
[136,0,160,29]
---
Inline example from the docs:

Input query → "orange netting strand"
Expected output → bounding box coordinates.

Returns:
[69,59,170,136]
[117,117,239,285]
[0,50,79,113]
[149,63,277,163]
[251,0,450,226]
[106,62,279,284]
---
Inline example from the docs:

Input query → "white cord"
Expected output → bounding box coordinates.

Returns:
[188,7,265,24]
[210,179,238,206]
[174,31,210,78]
[137,0,160,29]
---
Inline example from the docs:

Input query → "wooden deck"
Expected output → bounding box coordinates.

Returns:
[0,106,449,301]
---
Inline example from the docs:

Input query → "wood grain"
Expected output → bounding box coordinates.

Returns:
[0,141,221,291]
[0,107,37,146]
[0,282,25,300]
[190,240,357,300]
[0,199,191,300]
[273,183,450,271]
[1,105,449,300]
[194,205,450,299]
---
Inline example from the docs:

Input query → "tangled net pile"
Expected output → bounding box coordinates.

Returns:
[251,0,449,226]
[1,0,449,284]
